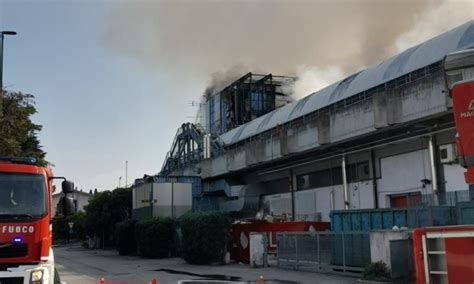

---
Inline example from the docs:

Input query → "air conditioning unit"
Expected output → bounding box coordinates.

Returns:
[439,144,457,164]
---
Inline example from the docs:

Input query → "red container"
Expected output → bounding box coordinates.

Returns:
[230,221,330,263]
[413,225,474,284]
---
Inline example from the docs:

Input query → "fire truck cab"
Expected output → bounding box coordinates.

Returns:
[0,157,75,284]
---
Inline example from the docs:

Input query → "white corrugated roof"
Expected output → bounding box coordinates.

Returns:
[220,21,474,145]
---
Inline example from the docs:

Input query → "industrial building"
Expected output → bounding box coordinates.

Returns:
[152,21,474,223]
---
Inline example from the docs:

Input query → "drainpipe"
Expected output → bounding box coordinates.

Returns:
[330,190,335,211]
[428,136,439,205]
[289,168,295,221]
[342,155,349,210]
[371,149,379,209]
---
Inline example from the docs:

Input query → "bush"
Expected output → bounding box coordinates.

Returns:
[180,211,231,264]
[135,218,176,258]
[116,219,137,256]
[362,261,391,281]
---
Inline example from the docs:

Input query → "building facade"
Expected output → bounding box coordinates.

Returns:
[52,190,92,217]
[161,21,474,221]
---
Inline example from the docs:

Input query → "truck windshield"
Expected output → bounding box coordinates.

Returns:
[0,173,47,219]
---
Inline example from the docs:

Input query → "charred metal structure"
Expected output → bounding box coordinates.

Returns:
[161,73,293,175]
[161,123,220,175]
[208,73,294,135]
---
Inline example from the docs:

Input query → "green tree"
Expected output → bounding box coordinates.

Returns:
[0,90,47,165]
[84,187,132,247]
[52,212,87,241]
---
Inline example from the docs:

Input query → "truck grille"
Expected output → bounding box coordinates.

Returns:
[0,277,24,284]
[0,244,27,258]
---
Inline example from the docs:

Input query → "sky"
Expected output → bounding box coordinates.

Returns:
[0,0,472,191]
[0,0,193,191]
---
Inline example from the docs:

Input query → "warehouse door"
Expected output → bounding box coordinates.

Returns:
[391,195,407,208]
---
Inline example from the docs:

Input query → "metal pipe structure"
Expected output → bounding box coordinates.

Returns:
[330,190,335,211]
[0,31,16,92]
[428,135,439,205]
[342,155,349,210]
[371,149,379,208]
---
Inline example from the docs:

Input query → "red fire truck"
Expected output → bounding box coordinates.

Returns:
[0,157,75,284]
[411,48,474,284]
[445,48,474,185]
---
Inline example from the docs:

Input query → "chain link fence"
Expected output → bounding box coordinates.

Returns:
[277,231,370,276]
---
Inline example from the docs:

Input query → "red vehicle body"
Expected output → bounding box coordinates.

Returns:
[411,48,474,284]
[445,49,474,186]
[0,158,69,284]
[451,81,474,184]
[413,226,474,284]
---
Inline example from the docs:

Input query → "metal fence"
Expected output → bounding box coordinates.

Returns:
[276,231,370,276]
[407,189,474,207]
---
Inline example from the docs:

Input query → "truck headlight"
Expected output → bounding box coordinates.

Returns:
[30,269,43,283]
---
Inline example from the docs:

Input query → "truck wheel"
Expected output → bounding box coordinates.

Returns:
[54,267,61,284]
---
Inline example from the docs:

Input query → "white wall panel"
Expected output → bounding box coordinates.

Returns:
[377,149,432,208]
[443,164,469,191]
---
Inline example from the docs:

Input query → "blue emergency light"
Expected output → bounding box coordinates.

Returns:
[13,237,22,244]
[0,156,37,165]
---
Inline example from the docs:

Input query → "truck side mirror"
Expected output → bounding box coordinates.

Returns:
[62,180,75,194]
[62,196,76,216]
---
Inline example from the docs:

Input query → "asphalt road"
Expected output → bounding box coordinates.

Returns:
[54,245,357,284]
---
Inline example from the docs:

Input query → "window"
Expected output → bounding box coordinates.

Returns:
[0,173,47,219]
[347,161,370,183]
[297,161,370,190]
[297,167,337,190]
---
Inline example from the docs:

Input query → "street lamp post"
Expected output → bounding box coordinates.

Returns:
[0,31,17,118]
[0,31,17,92]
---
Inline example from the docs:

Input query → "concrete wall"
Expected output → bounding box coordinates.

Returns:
[330,100,375,141]
[369,230,412,275]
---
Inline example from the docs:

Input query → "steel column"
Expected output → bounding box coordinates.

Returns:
[342,155,349,209]
[429,136,439,205]
[290,168,295,221]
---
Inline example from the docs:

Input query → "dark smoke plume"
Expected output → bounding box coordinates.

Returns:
[104,0,473,100]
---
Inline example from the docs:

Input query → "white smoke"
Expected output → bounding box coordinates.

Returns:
[282,66,344,100]
[285,0,473,100]
[395,0,474,52]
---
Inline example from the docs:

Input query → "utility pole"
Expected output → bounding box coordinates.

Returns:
[118,176,122,188]
[0,31,17,116]
[125,160,128,188]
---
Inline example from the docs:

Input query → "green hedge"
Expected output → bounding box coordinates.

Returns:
[116,219,137,256]
[180,211,231,264]
[135,218,176,258]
